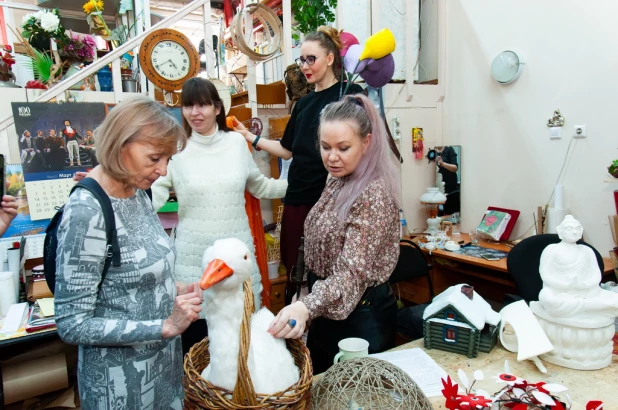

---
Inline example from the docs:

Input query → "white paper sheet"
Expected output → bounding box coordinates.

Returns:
[370,348,448,397]
[0,302,29,334]
[38,298,55,317]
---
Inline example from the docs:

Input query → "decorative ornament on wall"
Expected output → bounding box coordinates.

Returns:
[490,50,525,84]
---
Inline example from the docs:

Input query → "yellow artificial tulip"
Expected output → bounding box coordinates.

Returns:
[359,28,396,61]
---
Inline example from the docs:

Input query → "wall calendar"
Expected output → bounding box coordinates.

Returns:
[11,102,106,221]
[25,178,76,220]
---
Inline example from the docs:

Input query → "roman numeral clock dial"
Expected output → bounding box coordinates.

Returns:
[139,28,199,94]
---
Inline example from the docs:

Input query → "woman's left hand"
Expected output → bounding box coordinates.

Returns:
[268,301,309,339]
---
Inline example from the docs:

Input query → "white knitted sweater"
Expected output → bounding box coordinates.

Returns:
[152,128,287,312]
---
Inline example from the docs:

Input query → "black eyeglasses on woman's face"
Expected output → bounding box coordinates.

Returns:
[295,55,320,67]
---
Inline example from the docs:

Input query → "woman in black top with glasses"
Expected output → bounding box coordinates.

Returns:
[234,26,362,300]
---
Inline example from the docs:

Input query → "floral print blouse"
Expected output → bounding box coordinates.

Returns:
[300,176,400,320]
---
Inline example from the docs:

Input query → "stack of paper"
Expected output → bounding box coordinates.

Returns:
[370,348,448,397]
[38,298,55,317]
[0,302,29,334]
[26,301,56,333]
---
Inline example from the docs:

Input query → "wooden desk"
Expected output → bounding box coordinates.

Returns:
[391,339,618,409]
[404,234,616,306]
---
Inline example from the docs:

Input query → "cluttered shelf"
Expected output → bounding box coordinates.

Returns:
[1,259,56,348]
[230,81,287,107]
[0,321,57,350]
[0,286,56,350]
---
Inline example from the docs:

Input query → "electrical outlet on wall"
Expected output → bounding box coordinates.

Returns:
[574,124,587,138]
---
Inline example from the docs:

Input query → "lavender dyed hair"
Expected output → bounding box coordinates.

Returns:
[318,94,401,221]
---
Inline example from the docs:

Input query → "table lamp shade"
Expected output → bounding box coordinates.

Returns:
[420,188,446,233]
[420,187,447,204]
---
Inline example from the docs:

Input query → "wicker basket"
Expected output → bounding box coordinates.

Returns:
[183,280,313,409]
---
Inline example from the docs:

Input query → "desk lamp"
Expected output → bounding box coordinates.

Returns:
[420,187,446,233]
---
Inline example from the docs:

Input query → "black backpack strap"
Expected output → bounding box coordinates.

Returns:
[71,178,121,275]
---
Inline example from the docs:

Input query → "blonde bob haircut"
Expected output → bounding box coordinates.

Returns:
[95,95,187,182]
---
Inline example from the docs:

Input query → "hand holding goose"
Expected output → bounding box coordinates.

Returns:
[199,238,300,394]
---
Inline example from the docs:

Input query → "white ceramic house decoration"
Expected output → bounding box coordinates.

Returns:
[423,284,501,358]
[530,215,618,370]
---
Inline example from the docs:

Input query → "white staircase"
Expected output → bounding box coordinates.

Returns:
[0,0,212,139]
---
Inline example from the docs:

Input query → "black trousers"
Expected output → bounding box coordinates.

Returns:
[181,319,208,356]
[306,272,397,374]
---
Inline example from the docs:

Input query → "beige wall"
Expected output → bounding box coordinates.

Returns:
[443,0,618,253]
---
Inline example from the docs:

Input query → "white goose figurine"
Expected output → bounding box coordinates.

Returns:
[199,238,300,394]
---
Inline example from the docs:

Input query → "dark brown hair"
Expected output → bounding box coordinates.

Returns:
[181,77,230,137]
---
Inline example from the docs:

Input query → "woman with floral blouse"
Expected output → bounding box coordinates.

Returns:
[266,94,401,373]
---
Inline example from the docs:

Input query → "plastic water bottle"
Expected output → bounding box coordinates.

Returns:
[399,209,408,237]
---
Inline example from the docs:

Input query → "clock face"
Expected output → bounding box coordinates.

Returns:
[151,40,191,81]
[139,28,200,91]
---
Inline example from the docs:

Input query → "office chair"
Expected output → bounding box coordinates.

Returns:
[389,239,435,294]
[390,239,435,342]
[506,233,604,304]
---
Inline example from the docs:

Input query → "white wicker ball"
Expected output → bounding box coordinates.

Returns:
[312,357,433,410]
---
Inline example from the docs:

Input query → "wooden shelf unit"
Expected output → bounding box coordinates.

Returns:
[230,81,287,107]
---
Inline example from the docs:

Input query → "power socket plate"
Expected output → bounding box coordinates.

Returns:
[574,124,587,138]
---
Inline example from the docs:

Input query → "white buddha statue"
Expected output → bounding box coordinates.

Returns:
[537,215,618,326]
[530,215,617,370]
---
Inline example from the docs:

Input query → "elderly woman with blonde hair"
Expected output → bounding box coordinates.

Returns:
[55,95,203,409]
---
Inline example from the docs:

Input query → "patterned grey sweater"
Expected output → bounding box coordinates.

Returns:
[55,188,183,410]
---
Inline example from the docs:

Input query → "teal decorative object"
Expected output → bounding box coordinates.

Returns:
[96,65,112,91]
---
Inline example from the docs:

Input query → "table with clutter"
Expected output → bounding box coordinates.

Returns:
[406,338,615,408]
[313,338,618,409]
[406,232,616,306]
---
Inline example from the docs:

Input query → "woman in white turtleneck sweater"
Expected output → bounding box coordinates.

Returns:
[152,77,287,354]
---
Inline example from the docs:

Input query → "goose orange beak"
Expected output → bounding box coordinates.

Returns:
[200,259,234,290]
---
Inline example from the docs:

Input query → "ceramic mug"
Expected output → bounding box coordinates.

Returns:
[333,337,369,364]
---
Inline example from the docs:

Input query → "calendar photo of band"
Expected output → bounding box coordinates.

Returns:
[11,102,106,220]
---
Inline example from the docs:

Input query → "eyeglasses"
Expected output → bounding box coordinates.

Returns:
[295,55,320,67]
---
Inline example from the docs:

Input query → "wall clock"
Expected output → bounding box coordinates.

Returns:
[490,50,525,84]
[139,28,200,93]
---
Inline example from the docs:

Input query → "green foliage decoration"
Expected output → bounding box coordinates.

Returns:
[27,49,57,82]
[291,0,338,41]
